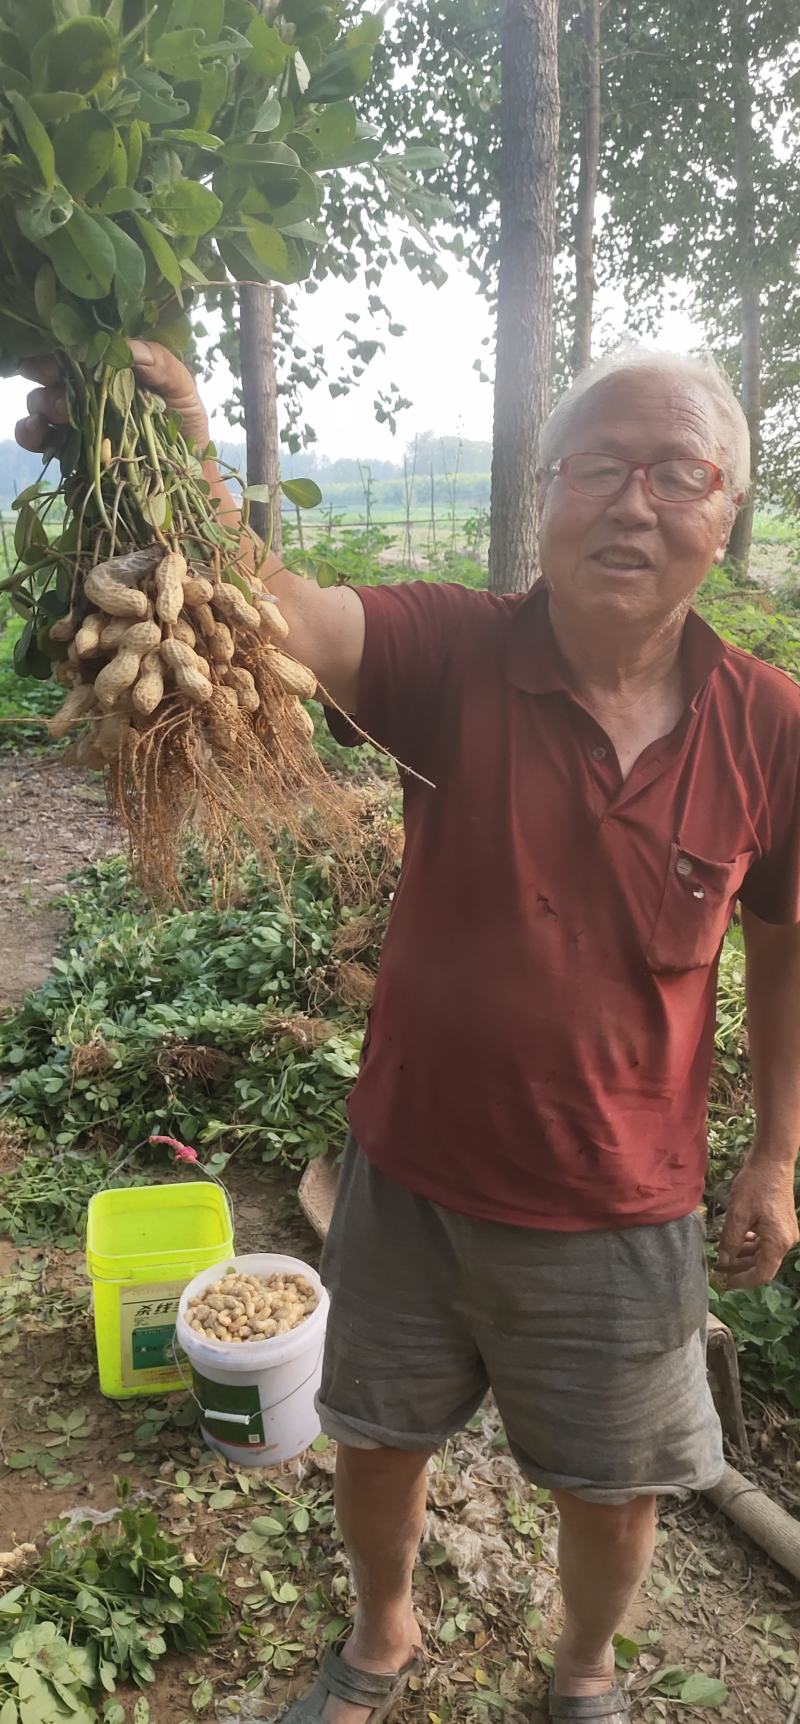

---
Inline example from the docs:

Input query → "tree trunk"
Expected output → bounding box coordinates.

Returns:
[238,284,282,554]
[727,0,761,575]
[571,0,601,375]
[489,0,560,595]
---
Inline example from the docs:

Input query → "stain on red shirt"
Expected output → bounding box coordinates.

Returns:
[327,582,800,1230]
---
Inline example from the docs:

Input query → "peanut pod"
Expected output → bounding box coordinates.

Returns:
[209,622,234,663]
[212,581,261,632]
[194,602,217,640]
[174,663,213,704]
[94,647,142,709]
[48,612,75,644]
[254,595,290,642]
[85,567,148,619]
[75,612,105,658]
[53,661,79,687]
[99,616,133,651]
[288,698,315,743]
[266,649,317,701]
[214,684,239,711]
[132,650,165,717]
[155,550,187,624]
[182,574,214,607]
[173,616,196,647]
[224,665,260,713]
[48,682,95,740]
[116,619,162,655]
[160,637,213,703]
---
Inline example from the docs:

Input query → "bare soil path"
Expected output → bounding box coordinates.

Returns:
[0,749,118,1011]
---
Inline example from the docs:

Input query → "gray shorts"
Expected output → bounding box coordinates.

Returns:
[316,1140,724,1505]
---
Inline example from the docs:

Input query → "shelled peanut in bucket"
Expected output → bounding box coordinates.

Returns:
[186,1269,318,1343]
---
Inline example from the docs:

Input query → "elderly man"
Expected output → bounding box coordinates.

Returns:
[17,346,800,1724]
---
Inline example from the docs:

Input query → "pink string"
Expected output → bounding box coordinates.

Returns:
[148,1133,199,1164]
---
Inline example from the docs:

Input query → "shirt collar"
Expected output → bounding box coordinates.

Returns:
[506,580,728,703]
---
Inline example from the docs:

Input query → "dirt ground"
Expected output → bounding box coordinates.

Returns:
[0,749,118,1011]
[0,754,798,1723]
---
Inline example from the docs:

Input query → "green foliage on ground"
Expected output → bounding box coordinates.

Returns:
[0,837,392,1164]
[0,596,61,748]
[696,565,800,679]
[0,1496,228,1723]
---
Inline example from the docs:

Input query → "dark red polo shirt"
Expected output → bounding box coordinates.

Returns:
[328,581,800,1230]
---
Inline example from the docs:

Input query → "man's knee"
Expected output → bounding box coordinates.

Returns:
[553,1489,657,1542]
[335,1442,434,1479]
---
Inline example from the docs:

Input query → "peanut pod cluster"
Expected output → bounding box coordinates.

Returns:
[47,549,317,766]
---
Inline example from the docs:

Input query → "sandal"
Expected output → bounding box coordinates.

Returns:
[275,1642,423,1722]
[548,1677,629,1720]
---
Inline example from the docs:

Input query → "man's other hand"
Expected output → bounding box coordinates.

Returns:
[716,1159,799,1288]
[14,341,210,455]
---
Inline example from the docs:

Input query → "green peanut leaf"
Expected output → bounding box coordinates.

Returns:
[44,16,119,96]
[109,367,135,413]
[245,13,290,78]
[222,138,301,177]
[134,215,183,291]
[33,261,57,323]
[679,1675,729,1707]
[50,302,94,348]
[281,478,322,509]
[265,169,320,229]
[242,220,290,278]
[16,186,74,244]
[128,68,190,126]
[251,95,282,133]
[305,32,378,105]
[43,207,116,301]
[99,186,149,216]
[55,110,116,198]
[151,29,205,75]
[288,101,356,167]
[30,93,87,122]
[161,129,224,150]
[151,179,223,238]
[6,91,56,188]
[95,216,146,316]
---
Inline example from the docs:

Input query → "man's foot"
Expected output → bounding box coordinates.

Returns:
[553,1634,616,1699]
[320,1622,423,1723]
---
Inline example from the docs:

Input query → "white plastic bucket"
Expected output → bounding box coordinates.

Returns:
[176,1252,329,1466]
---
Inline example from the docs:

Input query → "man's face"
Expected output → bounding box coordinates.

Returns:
[538,373,736,628]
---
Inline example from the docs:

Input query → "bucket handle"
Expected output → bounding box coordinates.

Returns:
[91,1134,235,1235]
[169,1335,326,1430]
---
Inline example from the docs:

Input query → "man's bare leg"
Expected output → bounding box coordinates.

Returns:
[552,1492,657,1698]
[321,1444,431,1724]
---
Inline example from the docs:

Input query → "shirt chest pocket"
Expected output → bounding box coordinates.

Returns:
[647,845,752,973]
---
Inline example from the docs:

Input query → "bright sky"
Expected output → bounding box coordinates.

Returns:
[0,254,702,461]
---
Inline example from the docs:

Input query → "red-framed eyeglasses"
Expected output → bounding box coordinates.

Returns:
[546,453,726,503]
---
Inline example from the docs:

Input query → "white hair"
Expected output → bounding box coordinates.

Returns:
[539,345,751,498]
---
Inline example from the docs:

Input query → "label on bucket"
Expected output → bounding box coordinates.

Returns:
[119,1280,181,1390]
[192,1368,266,1448]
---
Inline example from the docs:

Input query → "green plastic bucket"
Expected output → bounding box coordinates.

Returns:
[86,1182,234,1399]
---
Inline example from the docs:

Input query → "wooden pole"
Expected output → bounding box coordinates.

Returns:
[238,284,282,554]
[704,1464,800,1582]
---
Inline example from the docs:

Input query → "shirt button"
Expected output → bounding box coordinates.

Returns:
[592,746,607,760]
[676,856,693,877]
